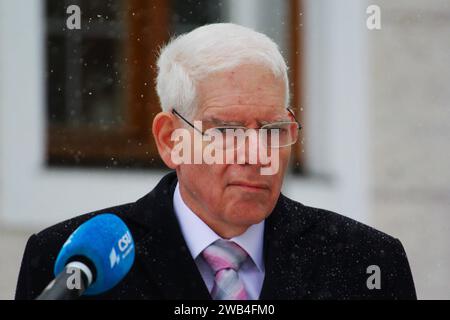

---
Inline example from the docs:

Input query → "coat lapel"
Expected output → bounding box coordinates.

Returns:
[259,194,319,300]
[126,171,211,299]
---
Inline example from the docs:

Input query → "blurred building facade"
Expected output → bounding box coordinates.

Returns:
[369,0,450,299]
[0,0,449,299]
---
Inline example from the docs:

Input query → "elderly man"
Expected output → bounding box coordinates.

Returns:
[16,23,416,300]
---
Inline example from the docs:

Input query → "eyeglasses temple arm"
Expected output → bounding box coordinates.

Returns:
[287,108,303,131]
[172,109,204,135]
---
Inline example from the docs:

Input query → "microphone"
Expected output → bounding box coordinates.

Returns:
[36,214,135,300]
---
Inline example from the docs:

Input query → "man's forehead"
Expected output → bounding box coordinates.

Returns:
[198,87,285,107]
[196,65,287,109]
[200,104,288,122]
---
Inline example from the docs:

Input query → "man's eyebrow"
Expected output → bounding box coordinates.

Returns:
[204,117,245,126]
[260,116,290,124]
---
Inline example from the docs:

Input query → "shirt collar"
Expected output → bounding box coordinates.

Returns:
[173,182,265,272]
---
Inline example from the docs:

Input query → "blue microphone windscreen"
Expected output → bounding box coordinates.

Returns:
[54,214,135,295]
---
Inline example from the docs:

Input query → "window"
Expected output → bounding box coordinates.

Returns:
[46,0,303,172]
[46,0,170,168]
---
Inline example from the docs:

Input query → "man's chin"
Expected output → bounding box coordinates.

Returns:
[226,202,271,225]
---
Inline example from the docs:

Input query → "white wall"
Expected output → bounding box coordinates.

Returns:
[292,0,370,221]
[368,0,450,299]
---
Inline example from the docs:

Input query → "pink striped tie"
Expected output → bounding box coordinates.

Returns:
[202,239,249,300]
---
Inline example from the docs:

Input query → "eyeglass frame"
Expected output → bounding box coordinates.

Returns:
[171,107,302,148]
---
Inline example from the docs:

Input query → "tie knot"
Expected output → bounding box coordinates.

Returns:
[202,239,248,273]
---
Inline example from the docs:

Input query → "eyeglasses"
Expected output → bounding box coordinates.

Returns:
[171,108,302,150]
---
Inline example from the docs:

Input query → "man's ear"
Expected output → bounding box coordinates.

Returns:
[152,111,178,169]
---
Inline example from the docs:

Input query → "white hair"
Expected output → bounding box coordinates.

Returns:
[156,23,289,119]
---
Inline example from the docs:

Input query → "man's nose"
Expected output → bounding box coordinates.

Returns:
[235,130,271,166]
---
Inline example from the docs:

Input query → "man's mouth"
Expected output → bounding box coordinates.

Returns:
[228,181,269,192]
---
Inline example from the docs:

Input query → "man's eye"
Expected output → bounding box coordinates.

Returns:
[214,127,241,133]
[214,128,228,134]
[264,127,289,136]
[265,126,285,131]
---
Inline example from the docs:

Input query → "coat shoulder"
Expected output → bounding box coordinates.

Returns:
[276,195,416,299]
[277,195,403,254]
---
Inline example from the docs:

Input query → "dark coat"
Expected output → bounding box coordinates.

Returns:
[15,171,416,300]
